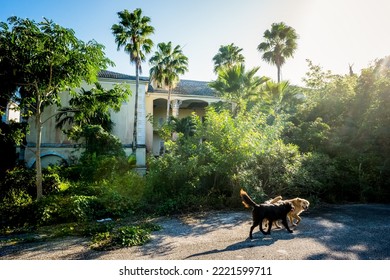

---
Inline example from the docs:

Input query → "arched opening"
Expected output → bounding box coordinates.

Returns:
[29,153,68,168]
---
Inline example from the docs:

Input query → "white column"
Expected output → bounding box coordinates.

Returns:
[136,92,146,146]
[171,99,182,117]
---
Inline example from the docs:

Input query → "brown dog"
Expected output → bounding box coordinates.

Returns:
[240,189,294,239]
[268,196,310,227]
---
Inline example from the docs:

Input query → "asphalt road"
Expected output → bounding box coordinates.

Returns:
[1,204,390,260]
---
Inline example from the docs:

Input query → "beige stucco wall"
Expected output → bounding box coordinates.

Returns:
[25,78,148,167]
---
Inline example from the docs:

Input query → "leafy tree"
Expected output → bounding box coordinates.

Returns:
[257,22,298,82]
[0,16,112,199]
[212,43,245,73]
[112,8,154,152]
[302,59,333,91]
[149,41,189,121]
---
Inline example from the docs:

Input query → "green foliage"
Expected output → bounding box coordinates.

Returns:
[239,140,303,197]
[292,152,337,198]
[90,223,161,251]
[145,107,291,213]
[209,64,268,116]
[0,166,62,198]
[0,154,146,230]
[35,195,99,225]
[78,125,126,158]
[0,189,33,229]
[145,55,390,208]
[114,226,150,247]
[0,16,113,198]
[288,57,390,202]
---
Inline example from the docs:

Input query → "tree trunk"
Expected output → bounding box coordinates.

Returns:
[166,87,172,122]
[277,65,281,83]
[133,63,139,153]
[35,96,43,199]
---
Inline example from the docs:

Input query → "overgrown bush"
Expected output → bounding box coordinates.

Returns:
[238,140,303,198]
[144,109,290,213]
[1,154,146,229]
[35,194,100,225]
[0,166,62,199]
[90,223,161,251]
[0,189,34,229]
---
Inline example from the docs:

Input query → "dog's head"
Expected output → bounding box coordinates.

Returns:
[297,198,310,211]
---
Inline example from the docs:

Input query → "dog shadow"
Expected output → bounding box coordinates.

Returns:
[185,230,295,259]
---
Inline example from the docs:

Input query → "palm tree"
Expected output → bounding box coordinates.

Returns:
[260,80,291,114]
[168,115,197,138]
[209,63,268,116]
[257,22,298,83]
[111,8,154,152]
[149,41,188,121]
[212,43,245,73]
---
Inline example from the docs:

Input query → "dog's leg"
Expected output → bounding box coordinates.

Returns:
[294,214,301,225]
[259,218,269,235]
[261,219,270,230]
[281,217,293,233]
[288,213,296,226]
[289,213,300,226]
[265,219,273,234]
[250,222,258,239]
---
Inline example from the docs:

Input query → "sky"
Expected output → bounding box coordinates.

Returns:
[1,0,390,86]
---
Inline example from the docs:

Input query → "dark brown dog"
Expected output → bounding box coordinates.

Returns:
[240,189,294,239]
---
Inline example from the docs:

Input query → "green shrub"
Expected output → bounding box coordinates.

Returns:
[90,223,161,251]
[0,166,62,199]
[114,226,150,247]
[292,152,337,199]
[0,189,34,229]
[35,195,100,225]
[238,140,303,198]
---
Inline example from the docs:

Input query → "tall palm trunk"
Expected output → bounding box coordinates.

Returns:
[132,62,139,152]
[166,86,172,121]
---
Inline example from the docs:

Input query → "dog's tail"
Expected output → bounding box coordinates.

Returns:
[240,189,259,208]
[268,195,283,204]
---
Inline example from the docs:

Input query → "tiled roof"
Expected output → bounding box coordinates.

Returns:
[98,70,149,82]
[98,70,216,97]
[148,80,215,97]
[174,80,215,96]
